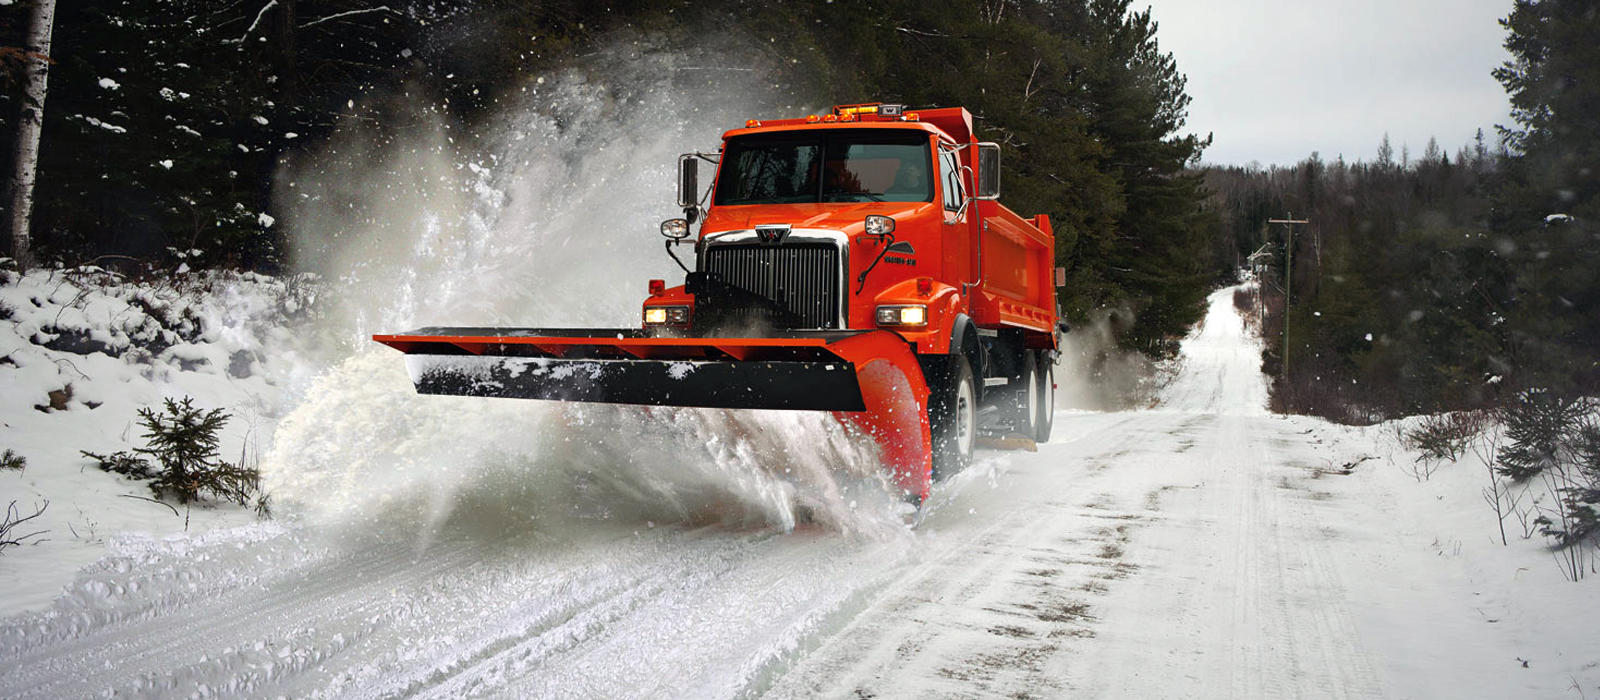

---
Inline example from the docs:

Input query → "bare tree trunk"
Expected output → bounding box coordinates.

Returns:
[7,0,56,273]
[275,0,297,109]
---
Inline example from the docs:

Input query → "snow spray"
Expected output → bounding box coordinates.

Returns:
[263,38,910,540]
[1052,304,1167,411]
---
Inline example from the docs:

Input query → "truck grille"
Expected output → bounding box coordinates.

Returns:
[702,244,841,329]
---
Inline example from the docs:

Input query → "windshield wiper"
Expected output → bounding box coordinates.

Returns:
[825,192,885,202]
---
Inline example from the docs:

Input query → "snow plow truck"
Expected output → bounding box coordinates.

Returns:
[376,103,1064,505]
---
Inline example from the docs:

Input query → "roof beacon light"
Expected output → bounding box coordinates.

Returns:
[829,103,909,120]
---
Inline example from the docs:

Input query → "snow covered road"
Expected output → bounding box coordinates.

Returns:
[766,286,1388,697]
[4,287,1594,698]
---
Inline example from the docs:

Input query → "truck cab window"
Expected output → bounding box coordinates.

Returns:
[940,150,965,211]
[716,130,933,205]
[717,140,822,204]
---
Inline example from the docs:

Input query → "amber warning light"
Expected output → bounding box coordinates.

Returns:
[830,103,909,120]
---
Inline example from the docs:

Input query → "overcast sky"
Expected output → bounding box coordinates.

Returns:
[1142,0,1516,167]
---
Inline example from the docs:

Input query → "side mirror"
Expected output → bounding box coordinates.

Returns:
[976,142,1001,200]
[677,155,699,209]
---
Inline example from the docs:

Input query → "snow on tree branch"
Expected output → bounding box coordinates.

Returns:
[232,0,279,45]
[300,6,401,30]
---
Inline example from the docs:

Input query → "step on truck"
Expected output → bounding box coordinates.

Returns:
[376,103,1065,505]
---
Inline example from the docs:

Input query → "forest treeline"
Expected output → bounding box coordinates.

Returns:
[1207,0,1598,421]
[1,0,1216,354]
[4,0,1596,419]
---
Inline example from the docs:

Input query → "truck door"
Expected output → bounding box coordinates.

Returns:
[939,147,974,290]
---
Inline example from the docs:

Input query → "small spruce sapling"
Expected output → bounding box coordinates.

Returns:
[1496,389,1580,481]
[1555,419,1600,545]
[81,397,262,506]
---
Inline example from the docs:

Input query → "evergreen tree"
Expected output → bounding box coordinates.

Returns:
[1491,0,1600,394]
[6,0,1222,359]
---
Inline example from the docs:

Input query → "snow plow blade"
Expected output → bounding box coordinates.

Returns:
[372,328,901,410]
[373,327,935,501]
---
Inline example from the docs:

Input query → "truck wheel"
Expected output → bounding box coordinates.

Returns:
[1033,350,1055,443]
[929,355,976,480]
[1009,351,1039,437]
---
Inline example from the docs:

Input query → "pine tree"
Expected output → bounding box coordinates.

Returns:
[1423,136,1442,165]
[1496,389,1580,481]
[1491,0,1600,394]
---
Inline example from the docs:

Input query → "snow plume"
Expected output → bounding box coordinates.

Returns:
[1053,305,1167,411]
[282,35,804,342]
[265,353,901,542]
[264,38,909,539]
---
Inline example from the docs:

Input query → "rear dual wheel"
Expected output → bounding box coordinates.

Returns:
[1007,351,1055,443]
[1032,350,1054,443]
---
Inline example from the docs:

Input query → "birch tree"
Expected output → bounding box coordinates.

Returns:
[7,0,55,272]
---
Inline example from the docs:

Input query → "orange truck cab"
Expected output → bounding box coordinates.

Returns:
[376,104,1063,506]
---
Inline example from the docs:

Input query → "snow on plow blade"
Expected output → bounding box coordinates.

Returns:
[372,328,878,410]
[373,327,935,500]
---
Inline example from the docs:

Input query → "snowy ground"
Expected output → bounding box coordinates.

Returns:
[2,283,1597,698]
[0,267,313,613]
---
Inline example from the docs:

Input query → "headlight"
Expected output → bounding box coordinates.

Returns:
[875,304,927,327]
[644,305,691,326]
[865,214,896,237]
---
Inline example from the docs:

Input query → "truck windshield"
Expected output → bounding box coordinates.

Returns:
[715,130,933,205]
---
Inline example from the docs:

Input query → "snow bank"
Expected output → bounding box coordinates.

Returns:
[1290,416,1600,697]
[0,266,314,614]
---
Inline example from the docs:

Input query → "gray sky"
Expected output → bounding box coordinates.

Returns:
[1142,0,1515,167]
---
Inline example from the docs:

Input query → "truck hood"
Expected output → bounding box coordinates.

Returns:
[701,202,937,237]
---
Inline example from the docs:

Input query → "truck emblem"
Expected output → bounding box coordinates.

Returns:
[755,225,791,244]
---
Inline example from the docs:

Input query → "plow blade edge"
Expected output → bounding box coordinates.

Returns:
[401,355,865,411]
[373,328,935,501]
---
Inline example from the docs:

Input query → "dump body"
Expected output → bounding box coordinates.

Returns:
[376,104,1061,505]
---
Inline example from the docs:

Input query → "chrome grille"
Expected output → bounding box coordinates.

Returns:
[702,244,841,328]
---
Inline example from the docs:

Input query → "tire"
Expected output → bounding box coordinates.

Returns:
[1009,351,1039,437]
[1033,350,1055,443]
[928,355,977,480]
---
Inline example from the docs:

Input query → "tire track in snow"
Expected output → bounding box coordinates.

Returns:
[764,413,1165,698]
[1066,287,1385,699]
[0,285,1394,697]
[2,532,486,698]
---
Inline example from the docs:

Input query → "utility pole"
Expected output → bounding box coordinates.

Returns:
[1246,243,1272,329]
[1268,213,1309,381]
